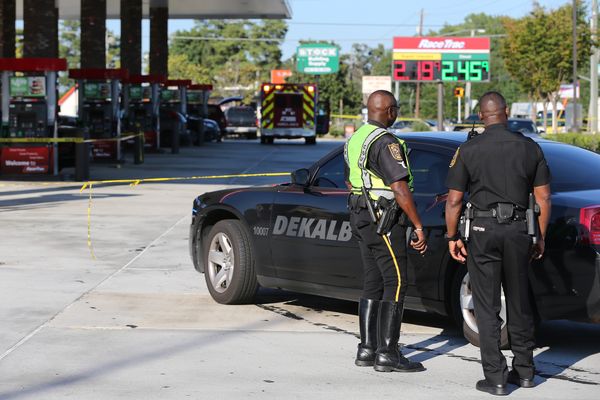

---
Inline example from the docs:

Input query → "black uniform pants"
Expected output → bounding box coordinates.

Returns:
[467,217,535,385]
[349,205,408,302]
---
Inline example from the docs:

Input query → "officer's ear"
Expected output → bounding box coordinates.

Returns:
[505,107,509,118]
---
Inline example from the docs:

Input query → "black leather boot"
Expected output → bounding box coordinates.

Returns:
[374,300,425,372]
[355,298,379,366]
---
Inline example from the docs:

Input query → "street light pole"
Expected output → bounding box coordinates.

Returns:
[573,0,579,132]
[464,29,485,118]
[590,0,598,133]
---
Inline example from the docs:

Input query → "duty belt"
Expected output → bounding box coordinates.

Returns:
[348,193,369,209]
[473,208,526,220]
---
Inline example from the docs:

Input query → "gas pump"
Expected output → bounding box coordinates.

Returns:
[68,68,128,162]
[0,58,67,175]
[124,74,165,152]
[187,84,213,145]
[159,79,191,154]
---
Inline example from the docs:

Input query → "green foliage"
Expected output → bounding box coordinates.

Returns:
[410,120,431,132]
[543,133,600,152]
[170,20,287,98]
[502,2,592,104]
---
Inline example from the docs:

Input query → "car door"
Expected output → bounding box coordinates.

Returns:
[270,151,363,289]
[403,143,454,302]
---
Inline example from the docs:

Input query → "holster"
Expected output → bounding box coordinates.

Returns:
[376,197,400,235]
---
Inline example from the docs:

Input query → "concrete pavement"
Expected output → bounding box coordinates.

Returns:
[0,139,599,399]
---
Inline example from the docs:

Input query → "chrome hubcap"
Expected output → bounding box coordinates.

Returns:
[460,272,506,334]
[207,232,235,293]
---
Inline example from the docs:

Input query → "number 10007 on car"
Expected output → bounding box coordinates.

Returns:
[393,60,490,82]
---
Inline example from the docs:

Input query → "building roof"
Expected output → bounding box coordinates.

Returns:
[16,0,292,20]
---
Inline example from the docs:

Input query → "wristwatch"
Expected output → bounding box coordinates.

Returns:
[444,232,461,242]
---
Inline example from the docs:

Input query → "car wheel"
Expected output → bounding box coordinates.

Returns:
[260,136,266,144]
[203,220,258,304]
[246,132,257,140]
[450,264,509,349]
[305,137,316,145]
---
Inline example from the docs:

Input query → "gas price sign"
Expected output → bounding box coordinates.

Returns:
[392,37,490,82]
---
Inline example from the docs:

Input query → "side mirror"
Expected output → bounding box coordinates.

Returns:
[291,168,310,186]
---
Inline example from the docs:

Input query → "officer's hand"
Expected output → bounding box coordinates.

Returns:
[410,229,427,254]
[531,238,545,261]
[449,239,467,264]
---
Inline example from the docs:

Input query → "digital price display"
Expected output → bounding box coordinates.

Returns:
[392,37,491,82]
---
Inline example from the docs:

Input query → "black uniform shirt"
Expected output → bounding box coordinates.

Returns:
[363,120,410,185]
[445,123,551,210]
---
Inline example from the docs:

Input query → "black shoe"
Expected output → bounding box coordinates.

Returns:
[507,370,535,388]
[476,380,508,396]
[373,300,426,373]
[355,298,379,367]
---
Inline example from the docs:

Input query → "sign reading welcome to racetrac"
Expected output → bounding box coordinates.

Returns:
[296,43,339,75]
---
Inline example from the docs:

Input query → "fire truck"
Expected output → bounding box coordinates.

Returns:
[259,83,328,145]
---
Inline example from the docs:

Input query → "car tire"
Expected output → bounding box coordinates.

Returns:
[246,132,257,140]
[260,136,266,144]
[203,220,258,304]
[305,137,316,145]
[450,264,509,349]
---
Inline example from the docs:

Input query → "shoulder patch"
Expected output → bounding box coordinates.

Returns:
[449,148,460,168]
[387,143,403,161]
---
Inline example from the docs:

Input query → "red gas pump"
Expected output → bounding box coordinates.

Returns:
[68,68,129,162]
[124,74,166,152]
[0,58,67,175]
[160,79,191,153]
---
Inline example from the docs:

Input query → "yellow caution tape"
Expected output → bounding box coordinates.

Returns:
[331,114,362,119]
[0,133,143,144]
[80,171,291,259]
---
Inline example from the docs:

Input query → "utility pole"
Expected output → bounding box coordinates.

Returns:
[464,29,475,118]
[414,8,423,118]
[573,0,579,132]
[590,0,598,133]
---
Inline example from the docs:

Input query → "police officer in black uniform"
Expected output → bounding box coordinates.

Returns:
[345,90,427,373]
[445,91,551,395]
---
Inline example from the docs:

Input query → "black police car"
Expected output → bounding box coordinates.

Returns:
[189,132,600,347]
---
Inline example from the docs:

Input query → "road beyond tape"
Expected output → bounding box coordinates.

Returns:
[79,171,291,259]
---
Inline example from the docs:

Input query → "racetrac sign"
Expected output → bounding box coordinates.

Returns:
[392,36,491,82]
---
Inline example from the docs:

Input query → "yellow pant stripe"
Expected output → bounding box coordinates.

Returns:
[382,234,402,302]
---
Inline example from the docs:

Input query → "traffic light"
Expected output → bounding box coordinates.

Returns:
[454,87,465,98]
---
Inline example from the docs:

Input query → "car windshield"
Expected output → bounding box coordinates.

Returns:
[540,142,600,192]
[508,120,537,133]
[226,107,255,119]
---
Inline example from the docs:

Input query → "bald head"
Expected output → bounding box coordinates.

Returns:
[478,91,508,126]
[367,90,398,128]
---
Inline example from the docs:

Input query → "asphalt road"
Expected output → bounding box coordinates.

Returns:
[0,138,599,399]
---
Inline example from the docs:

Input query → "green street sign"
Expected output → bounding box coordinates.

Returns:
[296,43,339,75]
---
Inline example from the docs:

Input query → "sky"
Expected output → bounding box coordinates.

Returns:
[101,0,574,61]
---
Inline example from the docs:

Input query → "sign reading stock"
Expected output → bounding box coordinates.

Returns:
[296,43,339,75]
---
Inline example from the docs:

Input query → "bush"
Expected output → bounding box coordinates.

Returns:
[410,121,432,132]
[542,133,600,152]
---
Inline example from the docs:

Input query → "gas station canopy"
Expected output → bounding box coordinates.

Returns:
[15,0,292,19]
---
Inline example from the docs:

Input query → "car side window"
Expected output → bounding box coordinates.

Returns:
[408,149,452,196]
[313,153,347,189]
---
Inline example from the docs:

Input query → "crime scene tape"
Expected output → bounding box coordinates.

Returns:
[0,133,143,144]
[331,114,362,119]
[80,171,291,259]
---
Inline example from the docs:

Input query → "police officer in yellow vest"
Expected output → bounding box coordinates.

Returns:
[345,90,427,372]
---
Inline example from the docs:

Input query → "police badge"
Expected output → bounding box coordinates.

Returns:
[387,143,403,161]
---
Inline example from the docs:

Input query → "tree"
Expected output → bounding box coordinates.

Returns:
[170,19,287,98]
[502,1,592,131]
